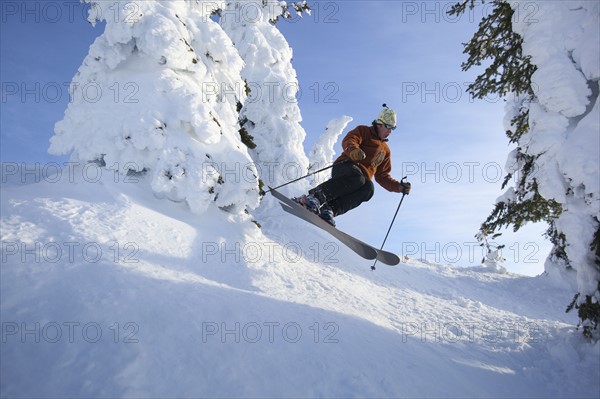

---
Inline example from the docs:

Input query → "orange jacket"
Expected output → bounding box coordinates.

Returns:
[335,125,402,192]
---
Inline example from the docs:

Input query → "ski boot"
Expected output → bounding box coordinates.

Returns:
[293,194,321,215]
[319,206,336,227]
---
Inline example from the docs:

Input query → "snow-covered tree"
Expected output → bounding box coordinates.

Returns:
[50,0,260,215]
[450,0,599,339]
[218,0,310,191]
[307,116,353,187]
[475,231,507,274]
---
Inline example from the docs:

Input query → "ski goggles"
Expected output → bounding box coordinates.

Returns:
[383,123,396,131]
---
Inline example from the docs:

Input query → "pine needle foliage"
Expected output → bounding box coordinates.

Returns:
[450,0,599,339]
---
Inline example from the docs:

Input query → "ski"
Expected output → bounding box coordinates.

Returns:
[278,202,377,261]
[269,187,400,266]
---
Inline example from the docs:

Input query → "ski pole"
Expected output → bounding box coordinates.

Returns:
[263,160,348,194]
[371,177,408,271]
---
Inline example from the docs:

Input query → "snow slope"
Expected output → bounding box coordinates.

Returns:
[1,165,599,398]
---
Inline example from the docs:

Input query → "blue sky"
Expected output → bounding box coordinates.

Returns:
[0,1,552,275]
[1,1,102,161]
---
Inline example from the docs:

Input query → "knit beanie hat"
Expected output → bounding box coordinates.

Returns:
[376,104,396,127]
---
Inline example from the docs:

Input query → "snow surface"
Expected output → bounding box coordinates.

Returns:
[1,164,599,398]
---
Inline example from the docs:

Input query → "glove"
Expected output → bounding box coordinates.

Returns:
[348,148,366,162]
[400,181,411,195]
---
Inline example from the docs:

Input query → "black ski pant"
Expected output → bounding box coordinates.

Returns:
[309,161,374,216]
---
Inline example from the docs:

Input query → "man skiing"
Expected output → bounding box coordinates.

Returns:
[294,104,411,226]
